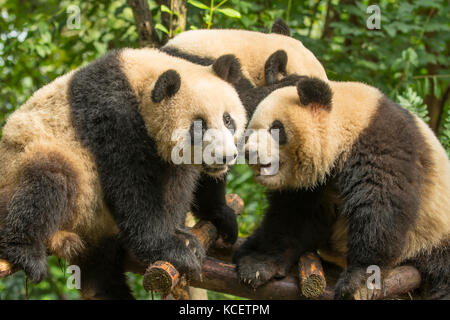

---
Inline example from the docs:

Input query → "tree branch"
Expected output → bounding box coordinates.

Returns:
[158,0,187,45]
[127,0,161,47]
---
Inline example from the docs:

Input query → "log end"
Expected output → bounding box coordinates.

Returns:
[301,274,327,299]
[0,259,15,279]
[143,261,179,294]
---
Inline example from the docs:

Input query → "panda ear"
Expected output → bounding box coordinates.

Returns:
[265,50,288,85]
[212,54,242,84]
[297,77,332,110]
[151,69,181,103]
[271,18,290,36]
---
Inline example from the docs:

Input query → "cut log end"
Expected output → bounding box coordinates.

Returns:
[301,274,327,299]
[225,194,244,215]
[143,261,179,294]
[0,259,16,279]
[298,252,326,299]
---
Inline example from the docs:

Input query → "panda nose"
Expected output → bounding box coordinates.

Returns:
[222,153,237,165]
[245,150,258,163]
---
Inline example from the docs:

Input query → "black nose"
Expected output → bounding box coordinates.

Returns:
[222,153,237,164]
[245,150,258,163]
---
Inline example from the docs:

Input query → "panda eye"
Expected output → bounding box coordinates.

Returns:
[223,112,235,131]
[270,120,287,145]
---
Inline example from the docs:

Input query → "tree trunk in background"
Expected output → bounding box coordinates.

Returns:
[158,0,187,45]
[424,61,448,133]
[127,0,161,47]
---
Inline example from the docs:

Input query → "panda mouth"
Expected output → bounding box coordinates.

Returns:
[253,162,282,177]
[202,164,229,175]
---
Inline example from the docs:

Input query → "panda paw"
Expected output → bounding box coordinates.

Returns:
[236,254,287,290]
[0,243,48,283]
[160,231,206,279]
[334,266,367,300]
[210,205,238,244]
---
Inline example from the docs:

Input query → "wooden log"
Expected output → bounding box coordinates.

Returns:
[142,194,244,294]
[354,265,421,300]
[298,252,326,299]
[188,258,423,300]
[189,257,333,300]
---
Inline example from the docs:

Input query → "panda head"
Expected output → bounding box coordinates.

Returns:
[245,77,336,189]
[143,54,247,177]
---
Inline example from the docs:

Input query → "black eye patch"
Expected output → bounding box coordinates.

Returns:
[270,120,287,145]
[223,112,236,132]
[189,117,207,144]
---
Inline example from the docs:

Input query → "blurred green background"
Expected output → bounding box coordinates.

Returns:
[0,0,449,299]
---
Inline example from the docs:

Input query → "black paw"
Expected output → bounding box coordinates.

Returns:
[211,205,238,244]
[236,254,287,289]
[334,267,366,300]
[158,231,206,279]
[0,243,48,283]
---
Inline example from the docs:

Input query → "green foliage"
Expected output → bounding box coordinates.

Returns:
[396,87,430,122]
[1,0,449,300]
[187,0,241,29]
[0,257,80,300]
[227,165,268,237]
[439,109,450,158]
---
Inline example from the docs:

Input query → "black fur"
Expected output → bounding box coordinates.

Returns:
[271,18,290,36]
[151,70,181,103]
[406,239,450,299]
[191,174,239,244]
[264,50,288,85]
[233,186,333,289]
[160,46,214,66]
[297,77,332,109]
[335,97,435,299]
[212,54,242,84]
[240,74,303,118]
[270,120,287,145]
[0,151,78,283]
[69,51,204,278]
[73,236,134,300]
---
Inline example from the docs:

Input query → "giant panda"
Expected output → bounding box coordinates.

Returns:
[160,20,327,241]
[236,76,450,299]
[161,19,328,86]
[0,48,247,299]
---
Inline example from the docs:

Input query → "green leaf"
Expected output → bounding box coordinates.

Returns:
[160,4,172,14]
[433,76,442,98]
[187,0,210,10]
[216,8,241,18]
[155,23,169,35]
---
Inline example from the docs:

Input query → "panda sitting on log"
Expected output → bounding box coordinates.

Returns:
[0,48,247,299]
[238,76,450,299]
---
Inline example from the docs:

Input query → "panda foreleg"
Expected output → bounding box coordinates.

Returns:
[191,173,238,244]
[233,189,331,289]
[335,162,419,299]
[0,150,79,283]
[73,236,134,300]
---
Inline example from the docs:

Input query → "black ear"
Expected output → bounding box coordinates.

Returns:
[265,50,288,85]
[212,54,242,84]
[297,77,332,110]
[271,18,290,36]
[151,69,181,103]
